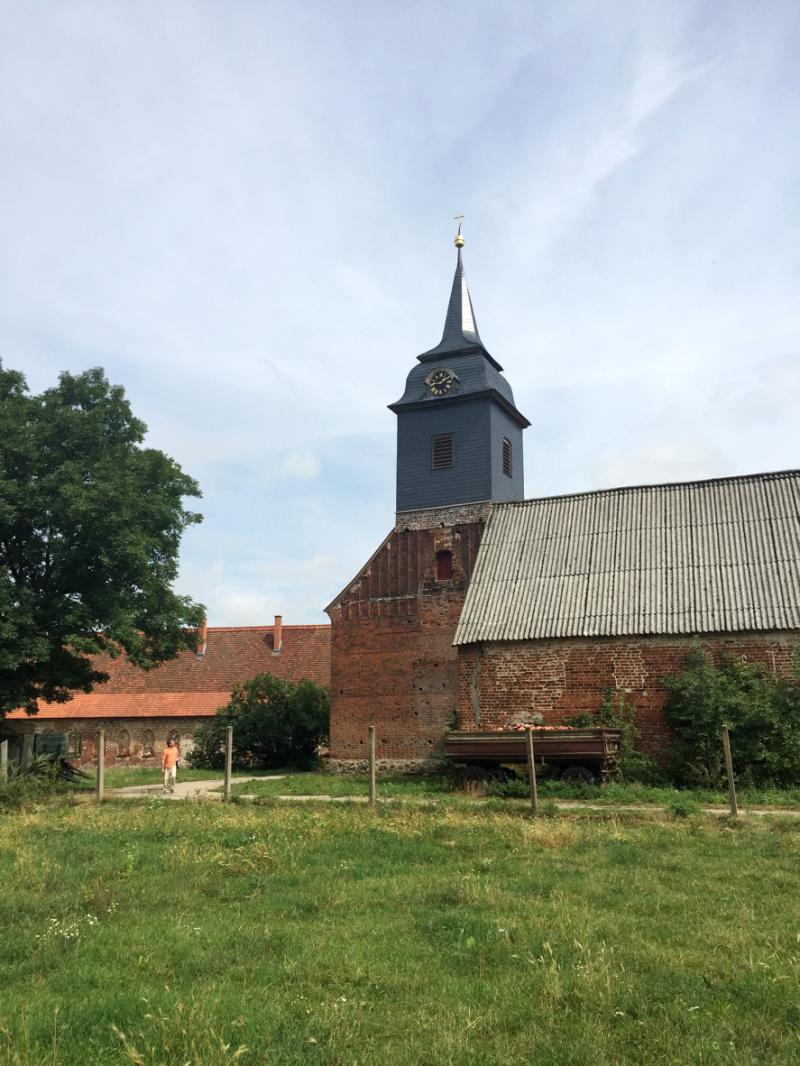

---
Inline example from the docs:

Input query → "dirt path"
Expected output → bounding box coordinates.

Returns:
[111,775,281,801]
[109,780,800,817]
[264,794,800,817]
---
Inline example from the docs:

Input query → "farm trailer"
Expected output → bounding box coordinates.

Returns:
[444,728,622,791]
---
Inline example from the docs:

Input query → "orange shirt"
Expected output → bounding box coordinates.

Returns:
[162,746,180,770]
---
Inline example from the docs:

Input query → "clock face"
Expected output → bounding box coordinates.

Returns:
[426,368,457,397]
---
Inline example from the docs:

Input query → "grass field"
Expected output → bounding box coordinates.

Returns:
[2,800,800,1064]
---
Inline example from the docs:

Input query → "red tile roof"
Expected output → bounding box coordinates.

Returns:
[8,691,232,720]
[7,625,330,721]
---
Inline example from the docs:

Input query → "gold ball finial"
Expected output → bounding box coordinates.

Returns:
[454,213,465,247]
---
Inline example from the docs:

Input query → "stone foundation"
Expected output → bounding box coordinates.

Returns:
[325,757,446,775]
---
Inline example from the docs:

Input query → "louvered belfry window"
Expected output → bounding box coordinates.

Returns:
[502,437,512,477]
[432,433,454,469]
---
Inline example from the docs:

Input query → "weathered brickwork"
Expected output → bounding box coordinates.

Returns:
[457,632,800,755]
[396,501,493,532]
[327,517,485,762]
[6,717,210,767]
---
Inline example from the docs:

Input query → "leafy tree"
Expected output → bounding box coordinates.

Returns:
[663,644,800,787]
[190,675,329,770]
[0,362,204,715]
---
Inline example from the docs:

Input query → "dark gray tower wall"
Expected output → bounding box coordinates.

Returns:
[390,238,529,515]
[395,398,524,511]
[489,404,525,502]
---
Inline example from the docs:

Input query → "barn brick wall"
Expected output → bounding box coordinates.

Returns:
[327,516,485,762]
[457,632,800,755]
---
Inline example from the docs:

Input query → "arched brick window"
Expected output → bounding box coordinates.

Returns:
[117,729,131,758]
[435,550,453,580]
[141,730,155,757]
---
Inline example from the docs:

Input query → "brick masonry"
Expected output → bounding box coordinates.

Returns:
[395,501,492,531]
[326,515,486,763]
[5,717,211,767]
[456,632,800,754]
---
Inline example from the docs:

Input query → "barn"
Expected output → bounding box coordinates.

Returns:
[453,473,800,752]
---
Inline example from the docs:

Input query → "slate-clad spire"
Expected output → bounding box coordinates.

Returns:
[420,224,487,360]
[391,221,528,514]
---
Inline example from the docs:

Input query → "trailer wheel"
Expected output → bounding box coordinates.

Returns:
[561,765,597,785]
[493,766,517,783]
[457,765,491,795]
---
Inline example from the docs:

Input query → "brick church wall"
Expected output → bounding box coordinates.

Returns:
[457,631,799,755]
[327,513,486,768]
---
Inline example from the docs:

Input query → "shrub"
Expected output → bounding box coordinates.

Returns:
[0,758,62,811]
[663,644,800,788]
[669,797,700,819]
[189,675,329,771]
[566,690,660,784]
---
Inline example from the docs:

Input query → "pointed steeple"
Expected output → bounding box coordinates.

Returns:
[390,222,529,514]
[419,223,500,368]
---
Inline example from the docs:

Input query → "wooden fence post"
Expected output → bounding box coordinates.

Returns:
[722,725,738,817]
[224,726,233,802]
[0,740,7,783]
[95,729,105,803]
[526,728,538,817]
[368,725,376,808]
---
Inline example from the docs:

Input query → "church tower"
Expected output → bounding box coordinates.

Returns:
[325,226,529,770]
[390,226,529,515]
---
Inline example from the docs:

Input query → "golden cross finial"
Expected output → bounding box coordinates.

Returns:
[454,214,465,247]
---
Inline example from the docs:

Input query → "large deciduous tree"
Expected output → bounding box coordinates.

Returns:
[0,362,204,716]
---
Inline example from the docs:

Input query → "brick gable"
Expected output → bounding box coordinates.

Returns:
[326,517,485,766]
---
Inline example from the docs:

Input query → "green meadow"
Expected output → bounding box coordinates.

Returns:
[2,799,800,1064]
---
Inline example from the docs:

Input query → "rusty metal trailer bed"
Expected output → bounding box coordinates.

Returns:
[444,728,622,791]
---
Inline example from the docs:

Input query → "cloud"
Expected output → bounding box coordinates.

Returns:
[278,451,321,480]
[2,1,798,623]
[214,589,282,627]
[596,438,731,490]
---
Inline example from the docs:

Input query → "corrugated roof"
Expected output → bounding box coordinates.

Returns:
[454,471,800,644]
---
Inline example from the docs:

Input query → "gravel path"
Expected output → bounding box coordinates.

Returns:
[266,794,800,817]
[111,775,281,801]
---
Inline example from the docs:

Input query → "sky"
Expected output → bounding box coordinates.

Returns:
[1,0,798,625]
